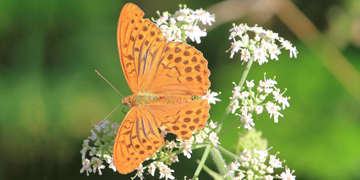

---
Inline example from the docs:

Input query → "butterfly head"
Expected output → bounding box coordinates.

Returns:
[122,96,131,107]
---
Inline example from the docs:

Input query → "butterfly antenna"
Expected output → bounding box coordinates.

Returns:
[95,70,124,98]
[95,103,122,127]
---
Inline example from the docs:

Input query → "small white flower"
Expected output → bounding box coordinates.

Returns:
[185,14,196,24]
[166,140,177,149]
[280,39,292,49]
[171,155,179,163]
[241,91,250,98]
[273,89,290,109]
[254,149,268,159]
[179,140,192,158]
[255,105,264,114]
[246,170,254,177]
[268,43,281,60]
[289,46,298,58]
[148,162,156,176]
[240,49,251,62]
[159,164,175,180]
[266,102,283,123]
[241,161,250,167]
[232,83,242,99]
[266,166,274,173]
[157,11,169,25]
[109,161,117,172]
[185,25,207,44]
[230,40,244,58]
[195,134,204,143]
[226,160,240,177]
[208,132,220,147]
[80,158,92,176]
[269,154,282,168]
[253,26,265,34]
[238,113,255,130]
[240,106,248,116]
[246,80,255,88]
[202,127,211,134]
[81,140,89,160]
[193,8,215,25]
[259,75,277,89]
[279,167,296,180]
[235,172,245,179]
[229,99,240,114]
[265,174,274,180]
[240,149,252,162]
[209,120,217,129]
[103,154,112,164]
[91,157,105,175]
[202,91,221,104]
[133,164,145,180]
[254,47,268,65]
[266,30,279,40]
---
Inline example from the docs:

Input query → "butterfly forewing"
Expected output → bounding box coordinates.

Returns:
[117,3,144,93]
[146,42,210,96]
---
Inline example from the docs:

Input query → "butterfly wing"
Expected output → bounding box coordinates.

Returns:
[118,3,210,96]
[141,42,211,97]
[113,107,164,174]
[118,3,166,94]
[145,99,210,140]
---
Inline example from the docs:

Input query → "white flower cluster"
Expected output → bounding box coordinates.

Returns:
[229,74,290,130]
[226,149,296,180]
[80,120,119,176]
[133,162,175,180]
[80,118,220,179]
[134,120,219,180]
[153,4,215,43]
[228,23,298,64]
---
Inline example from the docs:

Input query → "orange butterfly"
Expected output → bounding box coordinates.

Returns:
[113,3,211,174]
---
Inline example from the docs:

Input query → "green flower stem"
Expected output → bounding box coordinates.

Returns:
[216,57,255,133]
[216,145,241,162]
[218,117,240,138]
[210,147,231,180]
[192,145,211,180]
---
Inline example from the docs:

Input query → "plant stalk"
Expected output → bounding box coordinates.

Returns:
[192,145,211,179]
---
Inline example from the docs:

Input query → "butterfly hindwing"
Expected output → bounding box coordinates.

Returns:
[113,107,164,174]
[145,99,210,140]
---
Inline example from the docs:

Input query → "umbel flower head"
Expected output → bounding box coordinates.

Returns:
[152,4,215,43]
[230,74,290,130]
[227,23,298,63]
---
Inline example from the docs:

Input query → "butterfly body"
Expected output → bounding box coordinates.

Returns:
[122,93,192,107]
[113,3,211,174]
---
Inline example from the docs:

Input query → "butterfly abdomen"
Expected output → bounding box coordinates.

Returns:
[122,93,192,106]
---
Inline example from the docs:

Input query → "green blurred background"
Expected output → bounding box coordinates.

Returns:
[1,0,359,179]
